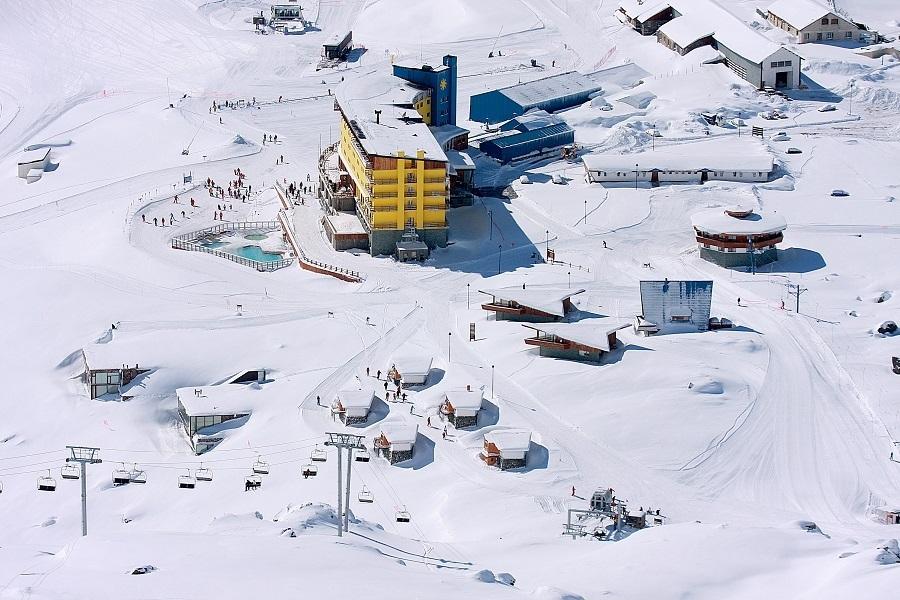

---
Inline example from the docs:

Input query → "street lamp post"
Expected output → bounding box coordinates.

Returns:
[584,200,587,225]
[545,229,549,260]
[849,79,854,116]
[466,283,470,309]
[491,365,495,398]
[497,244,502,275]
[634,163,639,190]
[488,210,493,240]
[448,332,452,362]
[568,271,571,288]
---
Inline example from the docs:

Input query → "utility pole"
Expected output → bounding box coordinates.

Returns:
[66,446,101,537]
[788,283,808,313]
[324,433,366,536]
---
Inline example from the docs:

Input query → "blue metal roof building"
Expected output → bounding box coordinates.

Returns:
[479,110,575,163]
[469,71,602,124]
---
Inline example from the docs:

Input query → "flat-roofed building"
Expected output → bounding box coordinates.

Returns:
[480,287,585,322]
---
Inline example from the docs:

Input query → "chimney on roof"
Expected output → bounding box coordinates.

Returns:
[374,109,382,125]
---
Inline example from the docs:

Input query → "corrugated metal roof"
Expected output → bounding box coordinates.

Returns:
[483,123,573,149]
[496,72,602,108]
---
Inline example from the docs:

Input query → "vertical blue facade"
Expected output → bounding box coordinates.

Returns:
[392,54,457,126]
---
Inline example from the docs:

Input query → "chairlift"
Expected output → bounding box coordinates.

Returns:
[358,486,374,503]
[129,465,147,484]
[113,464,131,486]
[245,474,262,490]
[301,463,318,478]
[0,480,3,494]
[310,446,327,463]
[354,447,370,463]
[395,507,411,523]
[252,458,270,475]
[195,465,213,482]
[61,464,80,480]
[178,469,196,489]
[37,470,57,492]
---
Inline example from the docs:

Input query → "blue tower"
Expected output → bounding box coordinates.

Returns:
[392,54,458,126]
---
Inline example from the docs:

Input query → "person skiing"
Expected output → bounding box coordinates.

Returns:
[427,417,432,428]
[141,214,146,223]
[181,210,186,218]
[737,297,741,306]
[571,486,576,497]
[161,217,166,226]
[153,217,158,226]
[366,367,370,377]
[376,370,381,379]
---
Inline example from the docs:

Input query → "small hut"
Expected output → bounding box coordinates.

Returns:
[440,389,484,429]
[388,356,433,386]
[176,386,254,453]
[374,423,418,464]
[874,508,900,525]
[333,388,376,424]
[481,430,531,470]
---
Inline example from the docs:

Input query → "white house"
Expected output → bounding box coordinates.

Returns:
[767,0,861,44]
[480,287,585,322]
[482,430,532,470]
[176,385,255,453]
[388,356,433,386]
[375,423,419,464]
[333,388,376,424]
[440,389,484,428]
[582,140,774,185]
[17,148,50,179]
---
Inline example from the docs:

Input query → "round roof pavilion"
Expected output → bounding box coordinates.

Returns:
[691,206,786,236]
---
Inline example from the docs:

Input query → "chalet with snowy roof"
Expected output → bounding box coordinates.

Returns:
[656,15,714,55]
[691,206,786,268]
[481,430,532,470]
[523,321,629,363]
[440,389,484,429]
[616,0,679,36]
[582,140,774,185]
[374,423,418,464]
[333,388,376,425]
[177,385,255,454]
[766,0,861,44]
[388,356,433,385]
[480,287,585,322]
[80,345,150,400]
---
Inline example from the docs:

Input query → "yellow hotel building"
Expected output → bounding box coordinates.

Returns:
[334,81,449,256]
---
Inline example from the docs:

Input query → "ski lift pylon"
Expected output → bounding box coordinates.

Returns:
[37,470,57,492]
[61,464,80,480]
[358,486,374,503]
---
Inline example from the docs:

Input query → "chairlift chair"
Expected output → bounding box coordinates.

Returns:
[358,486,374,503]
[252,458,270,475]
[61,464,80,480]
[310,446,327,463]
[195,465,213,482]
[113,464,131,486]
[354,447,370,463]
[301,463,318,478]
[37,471,57,492]
[178,469,196,489]
[0,480,3,494]
[395,507,411,523]
[129,465,147,484]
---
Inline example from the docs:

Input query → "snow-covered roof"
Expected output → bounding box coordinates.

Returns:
[493,72,602,109]
[325,213,366,234]
[446,150,475,172]
[337,388,376,410]
[336,71,447,161]
[675,0,787,64]
[582,139,774,174]
[618,0,671,22]
[691,207,787,236]
[18,147,50,164]
[484,429,532,452]
[430,124,469,147]
[391,355,433,377]
[176,385,255,417]
[500,109,566,132]
[444,389,484,412]
[767,0,835,30]
[657,15,714,48]
[523,320,631,352]
[480,287,585,317]
[380,422,418,445]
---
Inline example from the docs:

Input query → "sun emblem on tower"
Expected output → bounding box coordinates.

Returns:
[440,78,448,90]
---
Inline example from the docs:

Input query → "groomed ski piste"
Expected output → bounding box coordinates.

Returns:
[1,1,900,598]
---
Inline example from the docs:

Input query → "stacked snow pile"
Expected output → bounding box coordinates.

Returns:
[875,539,900,565]
[689,377,724,394]
[273,502,347,531]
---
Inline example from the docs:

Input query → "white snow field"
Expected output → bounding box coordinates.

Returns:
[2,0,900,598]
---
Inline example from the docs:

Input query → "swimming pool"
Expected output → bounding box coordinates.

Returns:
[235,245,284,263]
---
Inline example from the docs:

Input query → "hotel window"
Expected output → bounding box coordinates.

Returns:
[821,18,829,25]
[804,32,810,40]
[826,32,834,40]
[785,61,791,66]
[844,31,852,38]
[830,18,838,24]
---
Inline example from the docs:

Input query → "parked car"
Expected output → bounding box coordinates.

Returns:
[786,147,802,154]
[771,132,789,141]
[819,104,837,112]
[831,189,850,197]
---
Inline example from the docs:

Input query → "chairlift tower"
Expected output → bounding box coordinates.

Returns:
[324,433,366,536]
[66,446,102,536]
